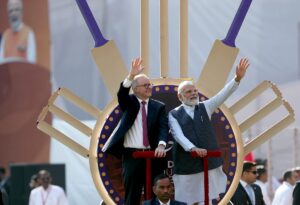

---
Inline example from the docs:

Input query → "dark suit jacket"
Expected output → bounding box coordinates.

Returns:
[230,182,265,205]
[142,198,187,205]
[105,82,169,158]
[293,182,300,205]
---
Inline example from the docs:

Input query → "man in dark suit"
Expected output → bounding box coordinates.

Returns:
[142,174,187,205]
[230,161,265,205]
[102,57,169,205]
[293,182,300,205]
[292,167,300,205]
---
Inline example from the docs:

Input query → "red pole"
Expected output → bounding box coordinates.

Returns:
[203,156,209,205]
[145,158,151,199]
[132,151,157,200]
[191,150,221,205]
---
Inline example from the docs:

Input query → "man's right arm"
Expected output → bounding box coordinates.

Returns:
[117,78,132,111]
[117,57,144,110]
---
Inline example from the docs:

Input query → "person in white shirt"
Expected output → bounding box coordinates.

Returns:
[0,0,36,64]
[255,165,272,205]
[169,58,250,205]
[29,170,68,205]
[272,170,297,205]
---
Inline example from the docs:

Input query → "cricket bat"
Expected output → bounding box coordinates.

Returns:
[75,0,128,96]
[196,0,252,95]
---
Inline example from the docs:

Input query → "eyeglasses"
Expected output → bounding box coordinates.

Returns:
[136,83,153,88]
[247,170,257,175]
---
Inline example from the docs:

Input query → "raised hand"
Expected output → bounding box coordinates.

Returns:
[235,58,250,82]
[128,57,145,80]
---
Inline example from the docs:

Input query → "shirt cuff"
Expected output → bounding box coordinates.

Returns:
[123,78,132,88]
[234,77,241,85]
[158,141,166,147]
[188,145,196,152]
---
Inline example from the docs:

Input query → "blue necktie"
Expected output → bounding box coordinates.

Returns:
[245,184,255,205]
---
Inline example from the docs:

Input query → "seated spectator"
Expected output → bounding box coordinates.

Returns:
[142,174,187,205]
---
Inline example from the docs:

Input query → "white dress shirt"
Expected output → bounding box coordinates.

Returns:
[272,181,294,205]
[158,199,170,205]
[29,185,68,205]
[255,180,271,205]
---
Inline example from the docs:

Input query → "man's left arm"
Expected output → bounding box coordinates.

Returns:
[204,78,239,117]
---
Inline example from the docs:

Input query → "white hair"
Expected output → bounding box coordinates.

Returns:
[8,0,23,9]
[177,80,194,94]
[132,74,149,88]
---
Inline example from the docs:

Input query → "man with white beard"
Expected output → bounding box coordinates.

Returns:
[0,0,36,64]
[169,58,249,205]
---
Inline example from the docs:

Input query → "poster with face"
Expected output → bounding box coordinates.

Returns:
[0,0,50,69]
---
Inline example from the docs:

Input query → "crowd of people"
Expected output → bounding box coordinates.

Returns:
[231,161,300,205]
[1,55,299,205]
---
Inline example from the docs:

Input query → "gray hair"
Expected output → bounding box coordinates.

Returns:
[177,81,194,94]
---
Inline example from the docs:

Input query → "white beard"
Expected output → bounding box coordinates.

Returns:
[181,96,199,106]
[10,19,21,32]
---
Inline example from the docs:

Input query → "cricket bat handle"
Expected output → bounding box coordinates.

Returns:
[222,0,252,47]
[75,0,108,47]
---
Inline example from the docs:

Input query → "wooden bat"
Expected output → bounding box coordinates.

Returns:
[196,0,252,95]
[75,0,128,96]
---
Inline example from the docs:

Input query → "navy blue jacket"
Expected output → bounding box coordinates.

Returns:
[105,82,169,158]
[293,182,300,205]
